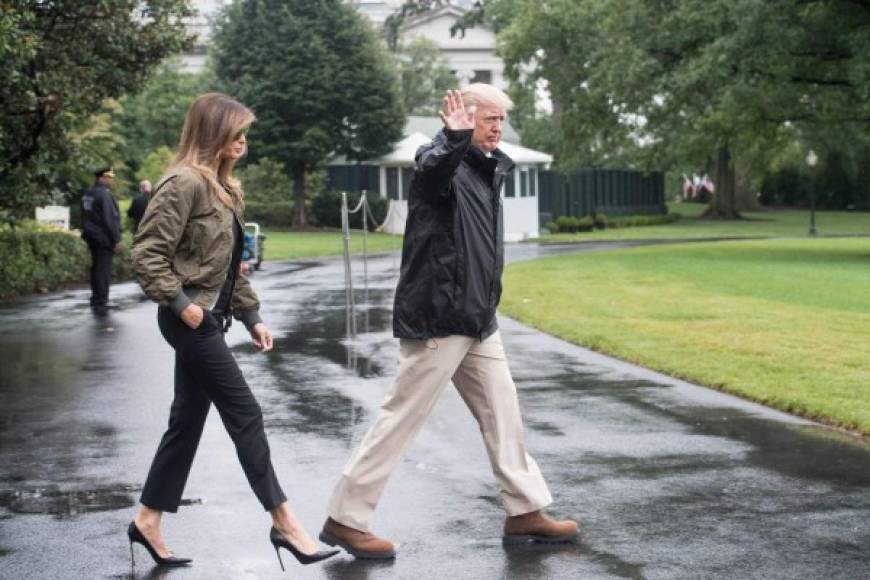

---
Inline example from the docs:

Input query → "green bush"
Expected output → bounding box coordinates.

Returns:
[310,190,388,231]
[236,157,294,203]
[608,212,680,229]
[545,220,559,234]
[243,201,295,228]
[577,216,595,232]
[555,215,579,233]
[594,212,608,230]
[0,221,134,299]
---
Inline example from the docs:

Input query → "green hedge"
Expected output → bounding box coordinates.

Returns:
[243,201,295,228]
[547,212,680,233]
[0,227,134,299]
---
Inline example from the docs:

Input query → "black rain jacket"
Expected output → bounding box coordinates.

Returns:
[393,128,514,340]
[80,183,121,250]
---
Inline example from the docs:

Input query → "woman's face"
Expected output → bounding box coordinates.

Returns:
[222,128,248,162]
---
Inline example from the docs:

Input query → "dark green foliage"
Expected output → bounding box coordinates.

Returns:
[0,228,132,298]
[114,60,217,179]
[243,202,295,229]
[577,216,595,232]
[395,38,457,115]
[212,0,405,226]
[549,212,680,233]
[555,216,579,234]
[761,149,870,210]
[236,158,295,204]
[0,1,194,217]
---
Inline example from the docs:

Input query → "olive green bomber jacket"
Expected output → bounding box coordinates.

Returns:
[130,167,263,330]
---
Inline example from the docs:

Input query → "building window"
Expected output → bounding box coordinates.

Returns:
[529,167,537,197]
[520,168,529,197]
[471,70,492,84]
[504,169,515,198]
[386,167,399,200]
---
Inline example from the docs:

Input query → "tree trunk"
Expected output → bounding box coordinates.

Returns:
[704,147,741,219]
[291,163,307,227]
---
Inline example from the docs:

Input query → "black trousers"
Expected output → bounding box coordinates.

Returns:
[140,307,287,512]
[88,244,113,306]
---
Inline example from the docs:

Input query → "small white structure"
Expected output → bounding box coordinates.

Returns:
[330,117,552,241]
[35,205,70,230]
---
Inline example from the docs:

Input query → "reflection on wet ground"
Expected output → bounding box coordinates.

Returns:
[0,247,868,579]
[0,485,136,517]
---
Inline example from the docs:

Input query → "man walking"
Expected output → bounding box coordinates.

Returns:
[320,85,579,559]
[127,179,151,234]
[80,167,121,312]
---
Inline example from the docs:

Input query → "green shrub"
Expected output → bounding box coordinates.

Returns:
[236,157,294,203]
[577,216,595,232]
[0,230,88,298]
[0,220,135,299]
[244,201,295,228]
[555,215,579,233]
[545,220,559,233]
[594,212,608,230]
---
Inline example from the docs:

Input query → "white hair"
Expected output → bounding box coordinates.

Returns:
[461,83,513,111]
[139,180,152,193]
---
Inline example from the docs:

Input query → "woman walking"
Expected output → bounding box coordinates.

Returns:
[128,93,337,569]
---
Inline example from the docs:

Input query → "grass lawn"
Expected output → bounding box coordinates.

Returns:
[500,237,870,435]
[539,203,869,242]
[262,229,402,260]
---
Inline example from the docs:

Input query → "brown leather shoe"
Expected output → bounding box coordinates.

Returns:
[319,517,396,559]
[503,510,580,545]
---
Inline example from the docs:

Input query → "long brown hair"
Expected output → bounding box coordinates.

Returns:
[167,92,255,209]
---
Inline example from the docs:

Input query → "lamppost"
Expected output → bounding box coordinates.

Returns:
[805,150,818,236]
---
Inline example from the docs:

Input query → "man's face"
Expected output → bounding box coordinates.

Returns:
[471,104,506,153]
[98,175,114,187]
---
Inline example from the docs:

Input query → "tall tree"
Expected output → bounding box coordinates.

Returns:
[399,0,870,217]
[114,59,217,177]
[395,38,458,115]
[212,0,405,226]
[0,0,194,217]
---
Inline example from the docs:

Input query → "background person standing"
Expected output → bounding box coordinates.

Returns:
[80,167,121,312]
[127,179,152,234]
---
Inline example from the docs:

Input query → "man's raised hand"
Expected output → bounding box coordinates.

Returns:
[439,89,476,131]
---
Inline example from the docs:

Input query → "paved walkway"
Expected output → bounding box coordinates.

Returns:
[0,245,868,579]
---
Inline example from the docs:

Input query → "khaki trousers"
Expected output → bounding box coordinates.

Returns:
[327,331,553,532]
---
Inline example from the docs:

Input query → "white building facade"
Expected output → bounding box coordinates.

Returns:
[350,1,507,90]
[330,117,549,242]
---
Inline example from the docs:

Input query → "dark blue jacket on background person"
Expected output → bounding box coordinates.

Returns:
[81,182,121,249]
[393,127,514,340]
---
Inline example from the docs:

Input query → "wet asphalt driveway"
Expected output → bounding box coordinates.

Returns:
[1,243,868,580]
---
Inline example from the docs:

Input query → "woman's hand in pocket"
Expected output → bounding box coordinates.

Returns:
[181,303,205,329]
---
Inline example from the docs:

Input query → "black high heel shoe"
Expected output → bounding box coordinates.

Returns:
[269,527,339,569]
[127,521,192,567]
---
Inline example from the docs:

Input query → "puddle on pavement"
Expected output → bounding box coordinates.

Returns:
[0,484,137,517]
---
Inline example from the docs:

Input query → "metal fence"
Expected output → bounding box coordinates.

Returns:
[538,169,666,226]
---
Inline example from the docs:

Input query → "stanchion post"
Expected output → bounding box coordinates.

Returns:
[341,192,356,337]
[361,190,369,294]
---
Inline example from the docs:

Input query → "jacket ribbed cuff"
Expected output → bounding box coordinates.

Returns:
[444,128,473,141]
[168,290,192,317]
[237,309,263,331]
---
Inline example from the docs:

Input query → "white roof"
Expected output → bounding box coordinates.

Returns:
[364,132,553,167]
